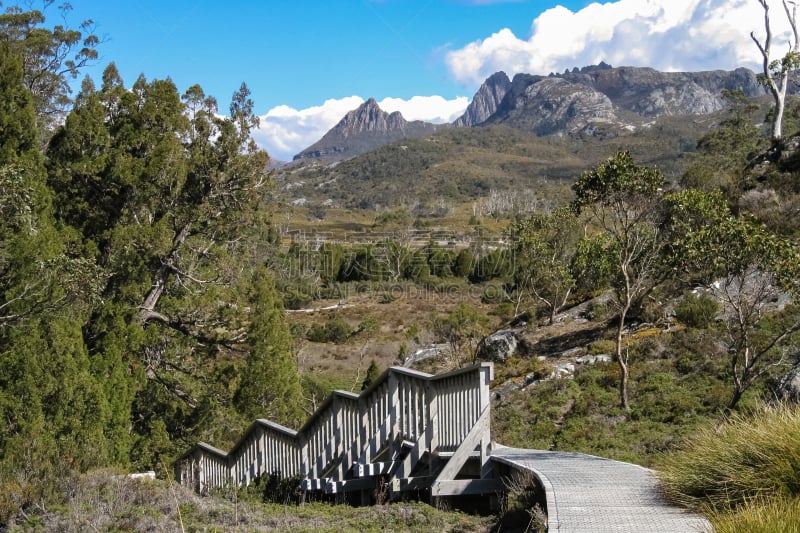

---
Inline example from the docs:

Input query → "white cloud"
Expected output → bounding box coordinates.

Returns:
[445,0,794,87]
[253,95,469,161]
[378,95,470,124]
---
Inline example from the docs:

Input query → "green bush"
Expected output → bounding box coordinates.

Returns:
[306,317,353,344]
[675,291,720,329]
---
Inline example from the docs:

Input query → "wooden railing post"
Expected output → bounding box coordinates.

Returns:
[175,363,495,499]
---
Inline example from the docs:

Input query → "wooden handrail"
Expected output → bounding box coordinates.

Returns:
[175,362,494,498]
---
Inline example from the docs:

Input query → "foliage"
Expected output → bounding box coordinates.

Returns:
[234,267,304,428]
[0,2,100,140]
[508,207,580,322]
[674,291,720,329]
[361,359,381,390]
[432,303,489,367]
[7,469,492,532]
[494,329,729,467]
[571,151,667,410]
[306,317,354,344]
[668,191,800,409]
[682,90,764,192]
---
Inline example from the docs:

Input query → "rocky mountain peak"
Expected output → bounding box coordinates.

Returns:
[453,71,512,127]
[336,98,408,138]
[293,98,439,163]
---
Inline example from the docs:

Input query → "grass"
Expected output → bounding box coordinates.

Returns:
[656,403,800,512]
[704,496,800,533]
[15,470,492,532]
[656,403,800,532]
[492,329,731,466]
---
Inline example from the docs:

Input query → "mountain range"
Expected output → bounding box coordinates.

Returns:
[288,63,766,165]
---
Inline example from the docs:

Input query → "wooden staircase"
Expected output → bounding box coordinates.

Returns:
[174,363,499,503]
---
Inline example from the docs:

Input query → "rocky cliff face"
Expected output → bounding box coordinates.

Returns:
[293,99,439,162]
[486,77,616,135]
[561,66,764,117]
[453,71,511,127]
[294,65,769,164]
[484,65,767,135]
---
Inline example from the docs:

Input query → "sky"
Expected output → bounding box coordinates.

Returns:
[56,0,792,161]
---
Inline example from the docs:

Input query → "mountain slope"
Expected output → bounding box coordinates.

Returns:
[486,65,765,135]
[293,98,442,163]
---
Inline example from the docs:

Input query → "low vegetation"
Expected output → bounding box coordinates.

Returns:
[657,404,800,532]
[6,470,490,533]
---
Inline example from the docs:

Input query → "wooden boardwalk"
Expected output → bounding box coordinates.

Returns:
[491,447,710,532]
[176,364,710,531]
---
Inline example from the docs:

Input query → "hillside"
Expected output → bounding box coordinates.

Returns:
[276,111,720,210]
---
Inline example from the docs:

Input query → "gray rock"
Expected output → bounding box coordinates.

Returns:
[477,330,519,362]
[775,362,800,403]
[576,354,613,364]
[453,71,511,127]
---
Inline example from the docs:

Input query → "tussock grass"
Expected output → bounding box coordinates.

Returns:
[706,496,800,533]
[656,403,800,512]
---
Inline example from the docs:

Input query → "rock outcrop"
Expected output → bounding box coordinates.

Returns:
[293,98,440,162]
[483,65,767,135]
[486,77,616,135]
[292,65,769,164]
[453,71,511,127]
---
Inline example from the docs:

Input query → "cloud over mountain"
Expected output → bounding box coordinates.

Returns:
[445,0,790,87]
[254,95,468,161]
[253,0,794,163]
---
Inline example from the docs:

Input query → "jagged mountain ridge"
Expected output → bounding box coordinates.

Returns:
[291,64,767,164]
[485,64,765,135]
[293,98,441,162]
[453,71,512,127]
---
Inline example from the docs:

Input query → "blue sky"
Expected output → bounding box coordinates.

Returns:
[59,1,783,160]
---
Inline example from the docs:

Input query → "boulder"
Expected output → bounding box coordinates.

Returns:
[477,330,519,362]
[775,362,800,403]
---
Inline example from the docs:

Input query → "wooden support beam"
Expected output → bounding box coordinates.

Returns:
[353,461,398,478]
[433,406,489,484]
[326,477,377,494]
[431,479,503,497]
[390,476,435,494]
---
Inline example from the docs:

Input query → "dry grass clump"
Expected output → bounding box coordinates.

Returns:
[705,496,800,533]
[18,469,491,532]
[656,403,800,532]
[657,404,800,510]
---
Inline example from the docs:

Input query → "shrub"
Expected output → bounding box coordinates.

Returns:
[675,291,720,329]
[306,317,353,344]
[706,496,800,533]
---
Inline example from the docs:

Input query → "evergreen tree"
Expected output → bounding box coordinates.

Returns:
[0,42,109,514]
[361,360,381,391]
[47,69,286,465]
[0,2,100,142]
[234,266,304,427]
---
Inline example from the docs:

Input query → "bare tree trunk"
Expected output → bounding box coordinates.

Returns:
[139,222,191,323]
[616,312,630,411]
[751,0,799,140]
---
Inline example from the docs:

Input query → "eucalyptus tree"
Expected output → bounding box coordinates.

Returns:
[751,0,799,140]
[667,188,800,411]
[572,152,667,411]
[508,207,580,323]
[0,1,100,141]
